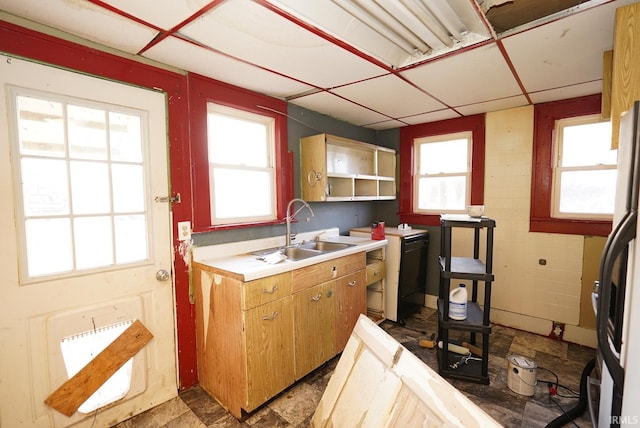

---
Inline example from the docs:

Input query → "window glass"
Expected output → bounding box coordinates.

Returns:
[207,103,276,225]
[12,91,150,279]
[552,115,615,218]
[414,133,471,213]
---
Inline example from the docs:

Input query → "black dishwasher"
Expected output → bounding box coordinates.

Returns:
[398,233,429,322]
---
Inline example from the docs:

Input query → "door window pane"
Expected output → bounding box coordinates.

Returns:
[21,158,69,216]
[70,161,110,215]
[109,112,143,162]
[16,96,65,157]
[68,104,107,160]
[74,216,113,269]
[112,164,145,213]
[25,218,73,276]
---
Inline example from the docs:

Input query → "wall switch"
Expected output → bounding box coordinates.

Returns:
[178,221,191,241]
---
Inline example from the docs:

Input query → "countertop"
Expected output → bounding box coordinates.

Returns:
[350,226,429,238]
[192,228,387,281]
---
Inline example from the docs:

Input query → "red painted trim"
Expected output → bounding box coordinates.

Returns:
[531,93,612,237]
[138,0,225,54]
[496,39,532,105]
[188,72,290,232]
[0,19,198,389]
[398,114,486,226]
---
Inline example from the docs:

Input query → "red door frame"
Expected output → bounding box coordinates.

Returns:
[0,20,198,389]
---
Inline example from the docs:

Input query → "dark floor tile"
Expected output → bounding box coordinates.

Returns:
[244,407,290,427]
[179,385,231,426]
[491,331,517,358]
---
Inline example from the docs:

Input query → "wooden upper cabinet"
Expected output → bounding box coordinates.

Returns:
[610,2,640,148]
[300,133,396,201]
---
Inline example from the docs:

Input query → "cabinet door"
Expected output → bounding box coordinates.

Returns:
[335,270,366,352]
[244,296,294,411]
[300,134,328,201]
[293,281,336,379]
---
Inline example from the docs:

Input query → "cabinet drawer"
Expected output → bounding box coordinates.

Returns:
[242,272,292,310]
[365,261,385,286]
[292,252,365,293]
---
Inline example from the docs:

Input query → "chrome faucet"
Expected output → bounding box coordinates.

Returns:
[285,198,314,246]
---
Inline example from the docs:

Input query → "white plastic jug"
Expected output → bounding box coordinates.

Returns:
[449,284,467,320]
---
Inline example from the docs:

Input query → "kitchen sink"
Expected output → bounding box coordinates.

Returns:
[251,240,354,261]
[298,241,354,252]
[280,246,321,260]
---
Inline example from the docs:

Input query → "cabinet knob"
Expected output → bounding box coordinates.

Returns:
[262,311,279,320]
[262,285,279,294]
[348,280,357,287]
[310,293,322,302]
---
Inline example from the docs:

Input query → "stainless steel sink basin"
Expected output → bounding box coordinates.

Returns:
[298,241,354,252]
[251,240,354,261]
[281,246,321,260]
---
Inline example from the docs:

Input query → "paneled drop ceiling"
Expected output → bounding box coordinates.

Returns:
[0,0,636,129]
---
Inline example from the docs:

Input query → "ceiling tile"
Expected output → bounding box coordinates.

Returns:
[290,91,390,127]
[102,0,212,30]
[332,74,447,120]
[501,1,622,93]
[364,120,409,131]
[528,80,603,104]
[401,43,522,107]
[179,0,387,89]
[399,109,461,125]
[454,95,529,116]
[143,36,313,99]
[0,0,157,54]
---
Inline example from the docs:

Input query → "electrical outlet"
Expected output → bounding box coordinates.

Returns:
[177,221,191,241]
[549,321,565,340]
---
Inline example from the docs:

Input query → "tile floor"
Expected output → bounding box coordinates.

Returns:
[115,307,597,427]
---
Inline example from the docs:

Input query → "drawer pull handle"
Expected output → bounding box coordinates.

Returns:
[373,271,379,276]
[310,293,322,302]
[262,285,279,294]
[262,311,279,320]
[348,280,357,287]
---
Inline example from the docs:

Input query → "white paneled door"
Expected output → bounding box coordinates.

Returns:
[0,55,177,427]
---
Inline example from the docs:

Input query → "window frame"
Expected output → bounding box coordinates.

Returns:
[206,102,277,225]
[551,114,615,219]
[531,94,612,236]
[191,75,291,232]
[399,114,486,226]
[412,131,472,214]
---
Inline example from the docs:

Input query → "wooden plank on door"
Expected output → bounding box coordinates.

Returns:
[44,319,153,416]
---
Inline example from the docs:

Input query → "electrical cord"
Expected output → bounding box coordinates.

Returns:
[544,358,595,428]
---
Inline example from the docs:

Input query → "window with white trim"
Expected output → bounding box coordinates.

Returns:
[413,132,472,213]
[207,103,276,225]
[552,115,615,219]
[10,89,150,280]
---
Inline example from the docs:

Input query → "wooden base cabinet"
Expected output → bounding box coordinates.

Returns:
[294,281,336,379]
[335,270,367,352]
[193,251,366,419]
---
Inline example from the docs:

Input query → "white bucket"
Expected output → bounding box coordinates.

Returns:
[449,284,467,320]
[507,354,537,396]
